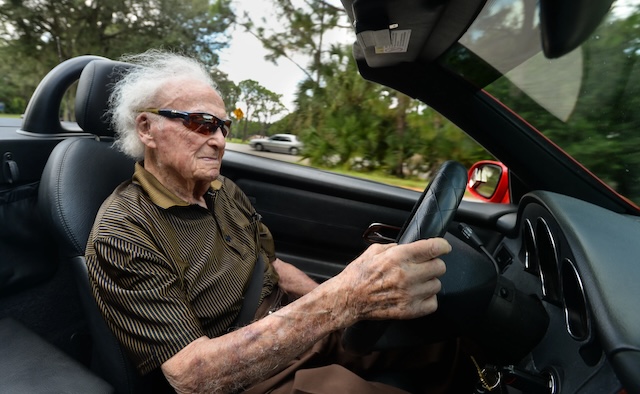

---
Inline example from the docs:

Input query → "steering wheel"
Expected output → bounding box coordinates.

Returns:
[342,160,468,354]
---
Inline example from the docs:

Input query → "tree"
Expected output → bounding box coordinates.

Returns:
[482,5,640,200]
[0,0,234,114]
[284,44,487,176]
[0,0,234,64]
[0,46,40,113]
[242,1,487,178]
[210,68,241,113]
[238,0,349,88]
[237,80,286,139]
[564,8,640,199]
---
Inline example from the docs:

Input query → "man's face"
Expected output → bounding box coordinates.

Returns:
[138,78,228,187]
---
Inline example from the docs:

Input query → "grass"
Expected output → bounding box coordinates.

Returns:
[312,165,477,197]
[0,113,22,118]
[317,167,428,191]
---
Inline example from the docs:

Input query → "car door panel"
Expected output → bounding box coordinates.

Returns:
[0,133,64,186]
[237,178,413,280]
[221,151,420,279]
[221,151,515,281]
[1,134,65,296]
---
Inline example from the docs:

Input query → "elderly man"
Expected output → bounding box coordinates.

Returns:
[85,50,452,393]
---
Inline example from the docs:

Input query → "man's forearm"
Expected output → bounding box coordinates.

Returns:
[162,239,450,393]
[162,276,350,393]
[272,258,319,298]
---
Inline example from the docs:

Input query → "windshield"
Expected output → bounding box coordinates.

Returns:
[448,0,640,206]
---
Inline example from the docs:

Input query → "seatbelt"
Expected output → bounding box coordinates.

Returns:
[233,254,266,326]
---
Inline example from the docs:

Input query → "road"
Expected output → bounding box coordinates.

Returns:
[225,142,308,164]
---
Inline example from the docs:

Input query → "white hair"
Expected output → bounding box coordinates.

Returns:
[108,49,219,159]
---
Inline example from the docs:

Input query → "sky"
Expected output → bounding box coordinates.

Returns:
[216,1,305,114]
[217,26,304,113]
[216,0,352,115]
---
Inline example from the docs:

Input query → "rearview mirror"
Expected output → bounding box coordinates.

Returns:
[467,161,510,203]
[540,0,614,58]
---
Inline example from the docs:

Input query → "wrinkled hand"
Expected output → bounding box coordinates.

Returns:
[162,238,449,394]
[338,238,450,322]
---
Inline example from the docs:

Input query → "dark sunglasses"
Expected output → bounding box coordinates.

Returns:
[138,108,231,137]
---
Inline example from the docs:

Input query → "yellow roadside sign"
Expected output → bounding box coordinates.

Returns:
[233,108,244,120]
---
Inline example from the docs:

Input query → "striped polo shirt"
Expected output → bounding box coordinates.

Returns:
[85,162,279,374]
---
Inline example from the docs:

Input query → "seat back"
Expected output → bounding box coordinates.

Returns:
[38,59,144,393]
[40,138,139,393]
[39,138,135,257]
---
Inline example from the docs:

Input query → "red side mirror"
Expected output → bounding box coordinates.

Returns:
[466,160,510,203]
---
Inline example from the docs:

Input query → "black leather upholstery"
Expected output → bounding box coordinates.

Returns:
[39,138,135,257]
[0,317,114,393]
[38,58,146,393]
[39,137,141,394]
[75,59,133,139]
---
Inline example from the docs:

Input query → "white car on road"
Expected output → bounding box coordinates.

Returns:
[249,133,303,155]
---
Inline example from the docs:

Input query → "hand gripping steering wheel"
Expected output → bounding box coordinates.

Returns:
[341,160,468,354]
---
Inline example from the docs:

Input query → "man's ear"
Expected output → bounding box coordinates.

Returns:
[136,113,156,148]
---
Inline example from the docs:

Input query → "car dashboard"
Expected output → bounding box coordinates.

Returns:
[482,191,640,393]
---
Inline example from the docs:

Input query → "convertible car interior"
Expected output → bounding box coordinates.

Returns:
[1,0,638,393]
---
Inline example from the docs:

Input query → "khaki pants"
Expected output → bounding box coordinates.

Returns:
[243,330,463,394]
[243,288,469,394]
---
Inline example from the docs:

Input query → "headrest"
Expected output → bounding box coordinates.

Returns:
[75,59,133,138]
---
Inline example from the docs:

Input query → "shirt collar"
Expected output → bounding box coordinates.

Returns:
[132,162,223,209]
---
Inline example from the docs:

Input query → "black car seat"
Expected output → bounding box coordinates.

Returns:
[37,56,435,394]
[38,59,147,393]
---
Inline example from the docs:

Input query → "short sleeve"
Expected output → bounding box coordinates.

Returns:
[87,233,205,375]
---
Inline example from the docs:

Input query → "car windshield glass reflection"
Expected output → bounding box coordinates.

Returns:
[447,0,640,207]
